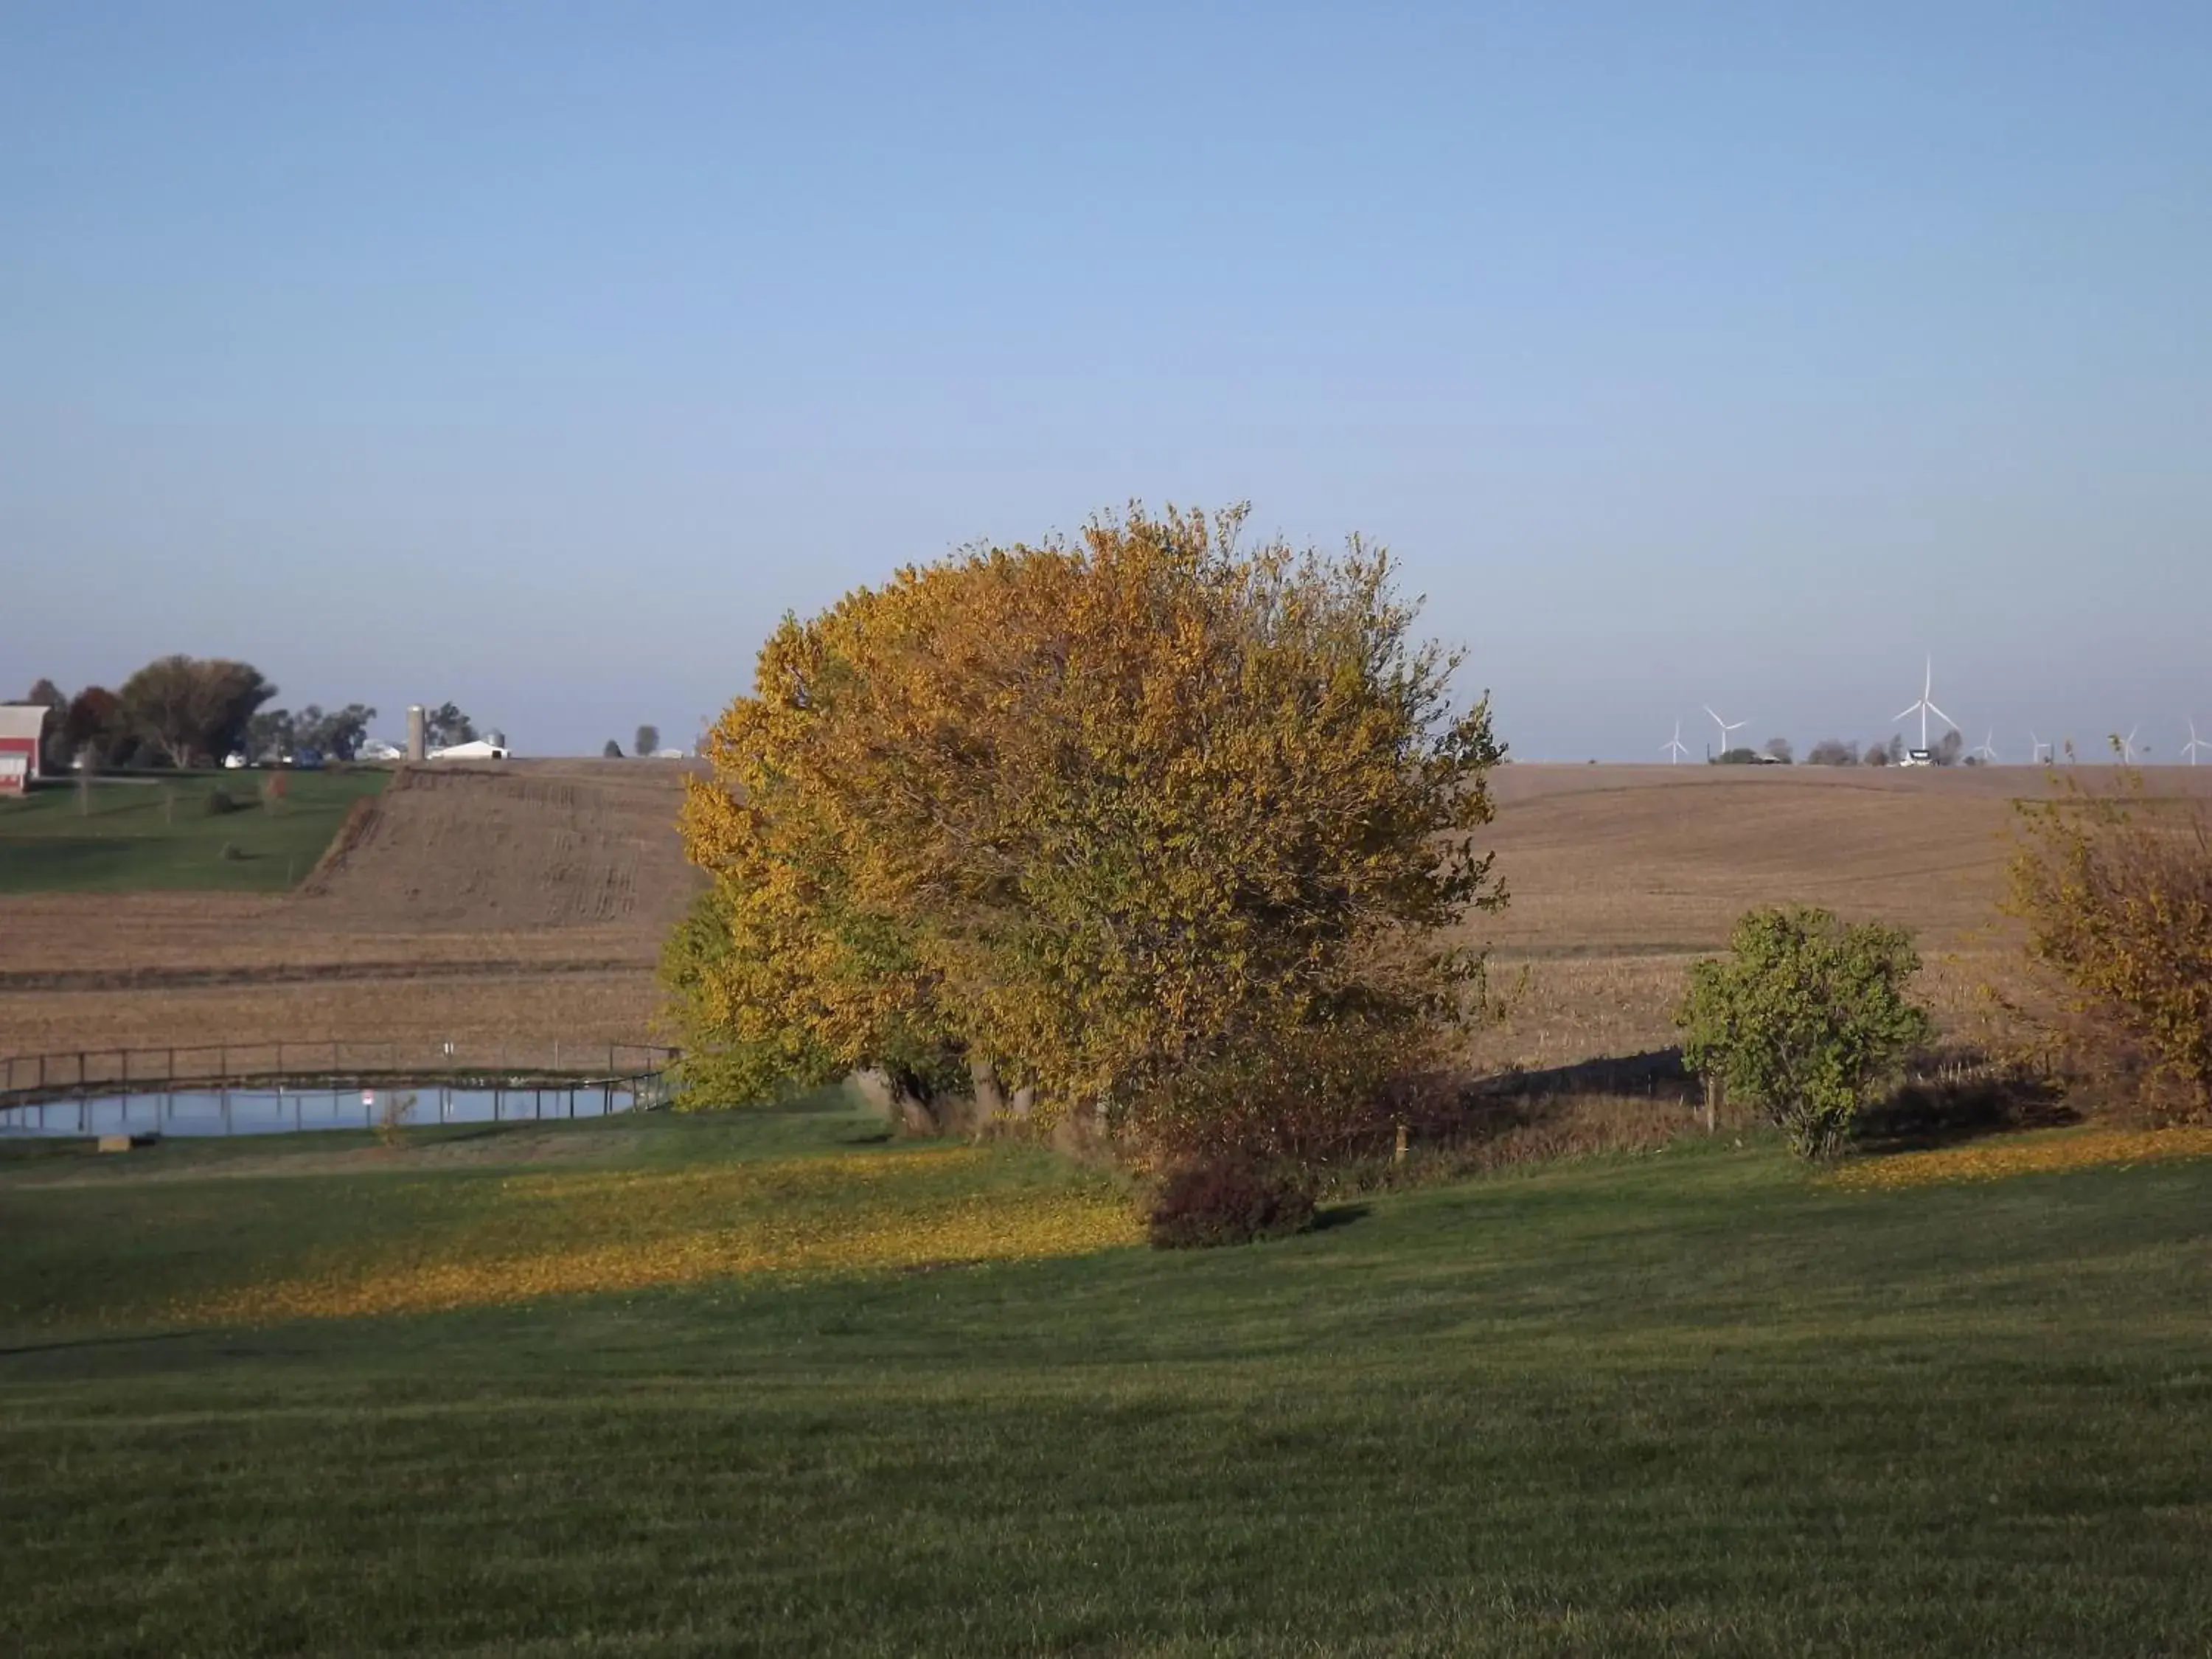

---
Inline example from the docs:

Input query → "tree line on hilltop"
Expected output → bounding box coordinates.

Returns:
[1711,731,1973,767]
[12,659,478,771]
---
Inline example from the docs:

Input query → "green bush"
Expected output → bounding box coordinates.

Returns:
[1677,906,1934,1160]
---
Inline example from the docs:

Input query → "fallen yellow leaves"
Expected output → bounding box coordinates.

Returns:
[176,1148,1142,1326]
[1832,1125,2212,1192]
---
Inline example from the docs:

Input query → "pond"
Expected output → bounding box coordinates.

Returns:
[0,1080,650,1139]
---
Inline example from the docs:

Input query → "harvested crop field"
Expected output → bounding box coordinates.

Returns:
[0,760,705,1056]
[1461,762,2212,1073]
[5,757,2208,1068]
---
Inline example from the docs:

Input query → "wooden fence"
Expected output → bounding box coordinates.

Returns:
[0,1040,680,1109]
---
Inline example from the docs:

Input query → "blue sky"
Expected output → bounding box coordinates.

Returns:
[4,2,2208,760]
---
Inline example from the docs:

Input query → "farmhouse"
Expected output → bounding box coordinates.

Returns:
[0,703,47,795]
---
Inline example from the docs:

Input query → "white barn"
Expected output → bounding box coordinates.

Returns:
[426,739,512,760]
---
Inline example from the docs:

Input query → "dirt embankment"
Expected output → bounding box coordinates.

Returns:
[0,760,707,1054]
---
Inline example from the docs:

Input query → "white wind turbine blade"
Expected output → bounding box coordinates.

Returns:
[1894,700,1922,723]
[1925,702,1955,731]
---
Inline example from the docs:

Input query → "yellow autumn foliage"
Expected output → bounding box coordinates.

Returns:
[666,504,1506,1158]
[176,1150,1141,1326]
[1831,1125,2212,1191]
[2004,769,2212,1121]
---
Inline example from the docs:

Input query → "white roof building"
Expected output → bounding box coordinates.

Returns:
[427,739,512,760]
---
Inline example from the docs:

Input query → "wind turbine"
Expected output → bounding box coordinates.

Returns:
[2028,730,2053,764]
[1893,656,1958,753]
[1971,729,1999,764]
[1705,706,1746,757]
[2121,726,2141,763]
[2183,720,2208,765]
[1661,720,1691,764]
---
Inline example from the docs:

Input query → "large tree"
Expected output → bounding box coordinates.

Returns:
[423,703,476,748]
[667,504,1507,1161]
[247,708,296,762]
[117,655,276,768]
[296,703,377,761]
[62,686,122,768]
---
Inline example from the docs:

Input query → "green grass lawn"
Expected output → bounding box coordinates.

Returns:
[0,770,388,893]
[3,1102,2211,1656]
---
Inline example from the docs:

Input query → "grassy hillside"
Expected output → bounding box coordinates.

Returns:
[0,770,387,893]
[4,1100,2211,1655]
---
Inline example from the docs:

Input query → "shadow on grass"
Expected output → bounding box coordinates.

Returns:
[1469,1048,1698,1107]
[1310,1203,1371,1233]
[0,1329,203,1361]
[1854,1065,2077,1155]
[1466,1046,2079,1161]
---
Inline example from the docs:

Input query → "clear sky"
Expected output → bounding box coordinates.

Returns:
[5,2,2208,762]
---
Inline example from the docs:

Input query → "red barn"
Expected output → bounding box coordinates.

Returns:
[0,703,46,795]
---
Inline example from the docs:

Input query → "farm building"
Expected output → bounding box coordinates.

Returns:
[427,738,511,760]
[0,703,48,795]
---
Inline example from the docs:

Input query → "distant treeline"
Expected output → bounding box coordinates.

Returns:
[1712,733,1977,767]
[11,660,475,771]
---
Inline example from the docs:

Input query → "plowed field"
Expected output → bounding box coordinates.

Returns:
[1461,762,2212,1071]
[0,760,705,1057]
[5,757,2206,1069]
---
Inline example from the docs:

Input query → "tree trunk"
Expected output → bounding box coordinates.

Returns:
[852,1067,941,1135]
[967,1055,1008,1139]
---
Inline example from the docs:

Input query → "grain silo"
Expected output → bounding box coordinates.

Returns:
[406,705,427,762]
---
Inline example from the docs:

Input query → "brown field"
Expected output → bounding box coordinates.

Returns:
[5,757,2208,1078]
[1464,762,2212,1074]
[0,760,706,1060]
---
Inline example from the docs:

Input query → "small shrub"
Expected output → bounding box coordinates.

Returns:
[202,787,240,816]
[372,1089,417,1150]
[218,841,247,862]
[1677,905,1935,1160]
[1147,1157,1316,1249]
